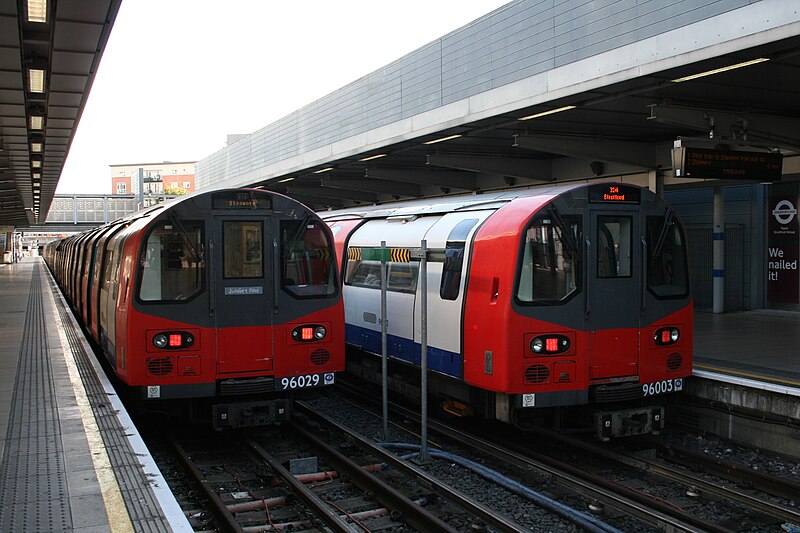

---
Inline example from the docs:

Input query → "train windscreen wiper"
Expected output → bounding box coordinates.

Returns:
[168,212,202,264]
[548,206,580,259]
[652,208,674,258]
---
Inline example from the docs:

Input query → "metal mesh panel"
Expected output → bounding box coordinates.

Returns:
[686,225,744,311]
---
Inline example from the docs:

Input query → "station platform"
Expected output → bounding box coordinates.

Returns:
[0,258,191,532]
[683,309,800,457]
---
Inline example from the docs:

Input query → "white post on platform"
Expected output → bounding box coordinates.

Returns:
[713,186,725,314]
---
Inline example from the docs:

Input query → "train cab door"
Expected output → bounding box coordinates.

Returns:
[211,216,275,374]
[587,208,642,380]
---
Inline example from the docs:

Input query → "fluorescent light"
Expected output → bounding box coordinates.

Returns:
[313,167,333,174]
[28,69,45,93]
[30,115,43,129]
[277,177,295,183]
[31,160,41,168]
[359,153,387,162]
[31,142,42,153]
[32,172,41,180]
[519,105,577,121]
[26,0,47,22]
[671,58,769,83]
[423,134,462,145]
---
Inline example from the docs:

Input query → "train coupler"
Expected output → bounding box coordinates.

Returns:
[593,406,665,441]
[212,399,292,430]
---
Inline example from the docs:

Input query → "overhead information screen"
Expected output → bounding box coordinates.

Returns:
[672,147,783,181]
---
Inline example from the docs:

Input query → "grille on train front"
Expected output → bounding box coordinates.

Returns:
[591,382,643,403]
[219,377,275,396]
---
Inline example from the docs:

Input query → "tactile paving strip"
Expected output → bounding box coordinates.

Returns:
[47,271,173,532]
[0,267,72,532]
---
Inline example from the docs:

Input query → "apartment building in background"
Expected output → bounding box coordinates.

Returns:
[111,161,196,196]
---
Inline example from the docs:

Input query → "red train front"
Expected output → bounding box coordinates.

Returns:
[326,182,692,439]
[44,189,344,428]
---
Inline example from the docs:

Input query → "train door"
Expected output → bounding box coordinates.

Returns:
[212,216,275,374]
[587,208,641,379]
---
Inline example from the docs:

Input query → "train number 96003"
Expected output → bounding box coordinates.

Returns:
[642,378,683,397]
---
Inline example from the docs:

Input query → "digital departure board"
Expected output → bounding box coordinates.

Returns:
[672,147,782,181]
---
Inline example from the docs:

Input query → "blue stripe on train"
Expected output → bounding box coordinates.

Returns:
[345,324,463,378]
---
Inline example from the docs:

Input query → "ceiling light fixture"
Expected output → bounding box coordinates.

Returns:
[313,167,333,174]
[277,177,295,183]
[31,160,41,168]
[28,69,45,93]
[26,0,47,22]
[670,58,769,83]
[519,105,577,121]
[423,134,462,145]
[359,153,387,162]
[30,115,44,129]
[31,142,42,153]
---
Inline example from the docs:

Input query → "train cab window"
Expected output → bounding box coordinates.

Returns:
[223,221,263,279]
[440,219,478,301]
[647,215,689,297]
[597,216,632,278]
[139,221,205,302]
[517,215,581,303]
[281,219,337,297]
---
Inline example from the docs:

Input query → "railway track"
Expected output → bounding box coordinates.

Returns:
[327,380,799,533]
[161,413,536,532]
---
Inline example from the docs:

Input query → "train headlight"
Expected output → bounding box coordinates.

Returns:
[531,338,544,353]
[153,334,168,349]
[314,326,327,340]
[654,327,680,346]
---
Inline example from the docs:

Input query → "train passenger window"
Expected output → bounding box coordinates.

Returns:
[223,221,263,279]
[346,259,419,294]
[281,219,337,297]
[647,215,689,297]
[517,215,581,303]
[440,218,478,301]
[597,216,632,278]
[387,263,418,293]
[348,260,383,287]
[139,221,205,302]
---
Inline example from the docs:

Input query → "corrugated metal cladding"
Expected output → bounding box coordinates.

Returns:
[196,0,756,189]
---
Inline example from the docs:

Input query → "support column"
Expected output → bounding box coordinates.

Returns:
[713,186,725,314]
[648,170,663,196]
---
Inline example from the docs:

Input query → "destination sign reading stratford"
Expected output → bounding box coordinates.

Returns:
[213,192,271,209]
[588,184,641,204]
[673,147,782,181]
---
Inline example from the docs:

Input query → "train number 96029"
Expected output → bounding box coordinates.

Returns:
[279,372,335,390]
[642,378,683,397]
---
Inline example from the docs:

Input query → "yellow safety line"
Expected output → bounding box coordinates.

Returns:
[694,362,800,387]
[46,278,135,533]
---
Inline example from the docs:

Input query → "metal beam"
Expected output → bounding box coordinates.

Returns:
[514,133,657,169]
[288,185,378,203]
[321,178,422,198]
[426,153,553,182]
[365,167,478,190]
[647,104,800,153]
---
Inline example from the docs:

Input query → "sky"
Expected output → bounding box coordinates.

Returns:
[56,0,511,194]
